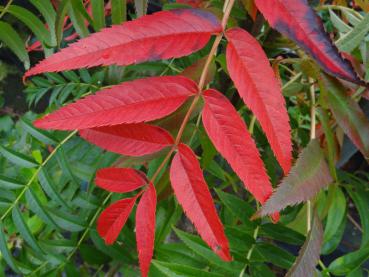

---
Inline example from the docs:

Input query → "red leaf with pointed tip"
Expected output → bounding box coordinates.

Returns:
[136,183,156,277]
[202,89,273,204]
[24,9,222,78]
[170,143,231,261]
[95,168,147,193]
[225,27,292,174]
[80,123,174,156]
[254,0,363,85]
[97,197,137,244]
[34,76,197,130]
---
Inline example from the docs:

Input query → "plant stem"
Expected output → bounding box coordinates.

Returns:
[149,0,235,185]
[307,78,316,233]
[0,131,77,221]
[0,0,14,19]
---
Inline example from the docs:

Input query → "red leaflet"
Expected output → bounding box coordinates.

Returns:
[225,28,292,174]
[202,89,273,204]
[34,76,197,130]
[80,123,174,156]
[97,197,137,244]
[254,0,363,85]
[24,9,222,78]
[136,183,157,277]
[95,168,147,193]
[170,143,231,261]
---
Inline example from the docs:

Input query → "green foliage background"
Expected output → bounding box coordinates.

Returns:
[0,0,369,276]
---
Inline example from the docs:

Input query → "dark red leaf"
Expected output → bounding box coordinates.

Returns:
[25,9,222,78]
[170,143,231,261]
[97,197,137,244]
[95,168,147,193]
[225,27,292,174]
[80,123,174,156]
[136,183,157,277]
[34,76,197,130]
[254,0,363,85]
[202,89,274,204]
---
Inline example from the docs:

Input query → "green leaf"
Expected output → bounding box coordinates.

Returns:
[256,140,333,217]
[0,222,21,274]
[29,0,57,47]
[91,0,105,31]
[47,208,86,232]
[55,0,71,48]
[329,9,352,33]
[253,243,295,269]
[68,0,90,37]
[0,5,51,47]
[0,175,24,190]
[152,260,224,277]
[320,74,369,160]
[25,189,58,228]
[215,189,254,224]
[21,118,58,145]
[12,206,44,254]
[260,223,305,245]
[322,187,346,255]
[0,145,39,168]
[337,12,369,52]
[173,227,243,275]
[328,241,369,276]
[286,213,323,277]
[0,21,29,69]
[38,168,70,208]
[111,0,126,24]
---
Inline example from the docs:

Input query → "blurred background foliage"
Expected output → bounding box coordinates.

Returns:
[0,0,368,276]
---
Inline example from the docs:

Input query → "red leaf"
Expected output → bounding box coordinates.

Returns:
[80,123,174,156]
[97,197,137,244]
[95,168,147,193]
[225,27,292,174]
[136,183,156,277]
[254,0,363,85]
[202,89,273,204]
[24,9,222,78]
[170,143,231,261]
[34,76,197,130]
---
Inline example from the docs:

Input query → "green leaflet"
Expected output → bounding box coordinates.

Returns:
[0,175,24,190]
[21,118,58,145]
[111,0,126,24]
[0,222,21,274]
[322,187,347,255]
[256,140,333,217]
[0,21,29,69]
[55,0,71,48]
[329,9,352,33]
[0,145,39,168]
[91,0,105,31]
[12,205,44,254]
[285,213,323,277]
[152,260,224,277]
[321,74,369,160]
[337,12,369,52]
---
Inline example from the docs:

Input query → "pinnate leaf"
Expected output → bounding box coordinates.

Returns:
[95,168,147,193]
[136,183,157,277]
[225,27,292,174]
[202,89,273,204]
[80,123,174,156]
[34,76,197,130]
[286,213,323,277]
[254,0,363,85]
[256,140,333,217]
[25,8,222,77]
[170,143,231,261]
[97,197,137,244]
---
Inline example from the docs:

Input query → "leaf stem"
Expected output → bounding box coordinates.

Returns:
[0,0,14,19]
